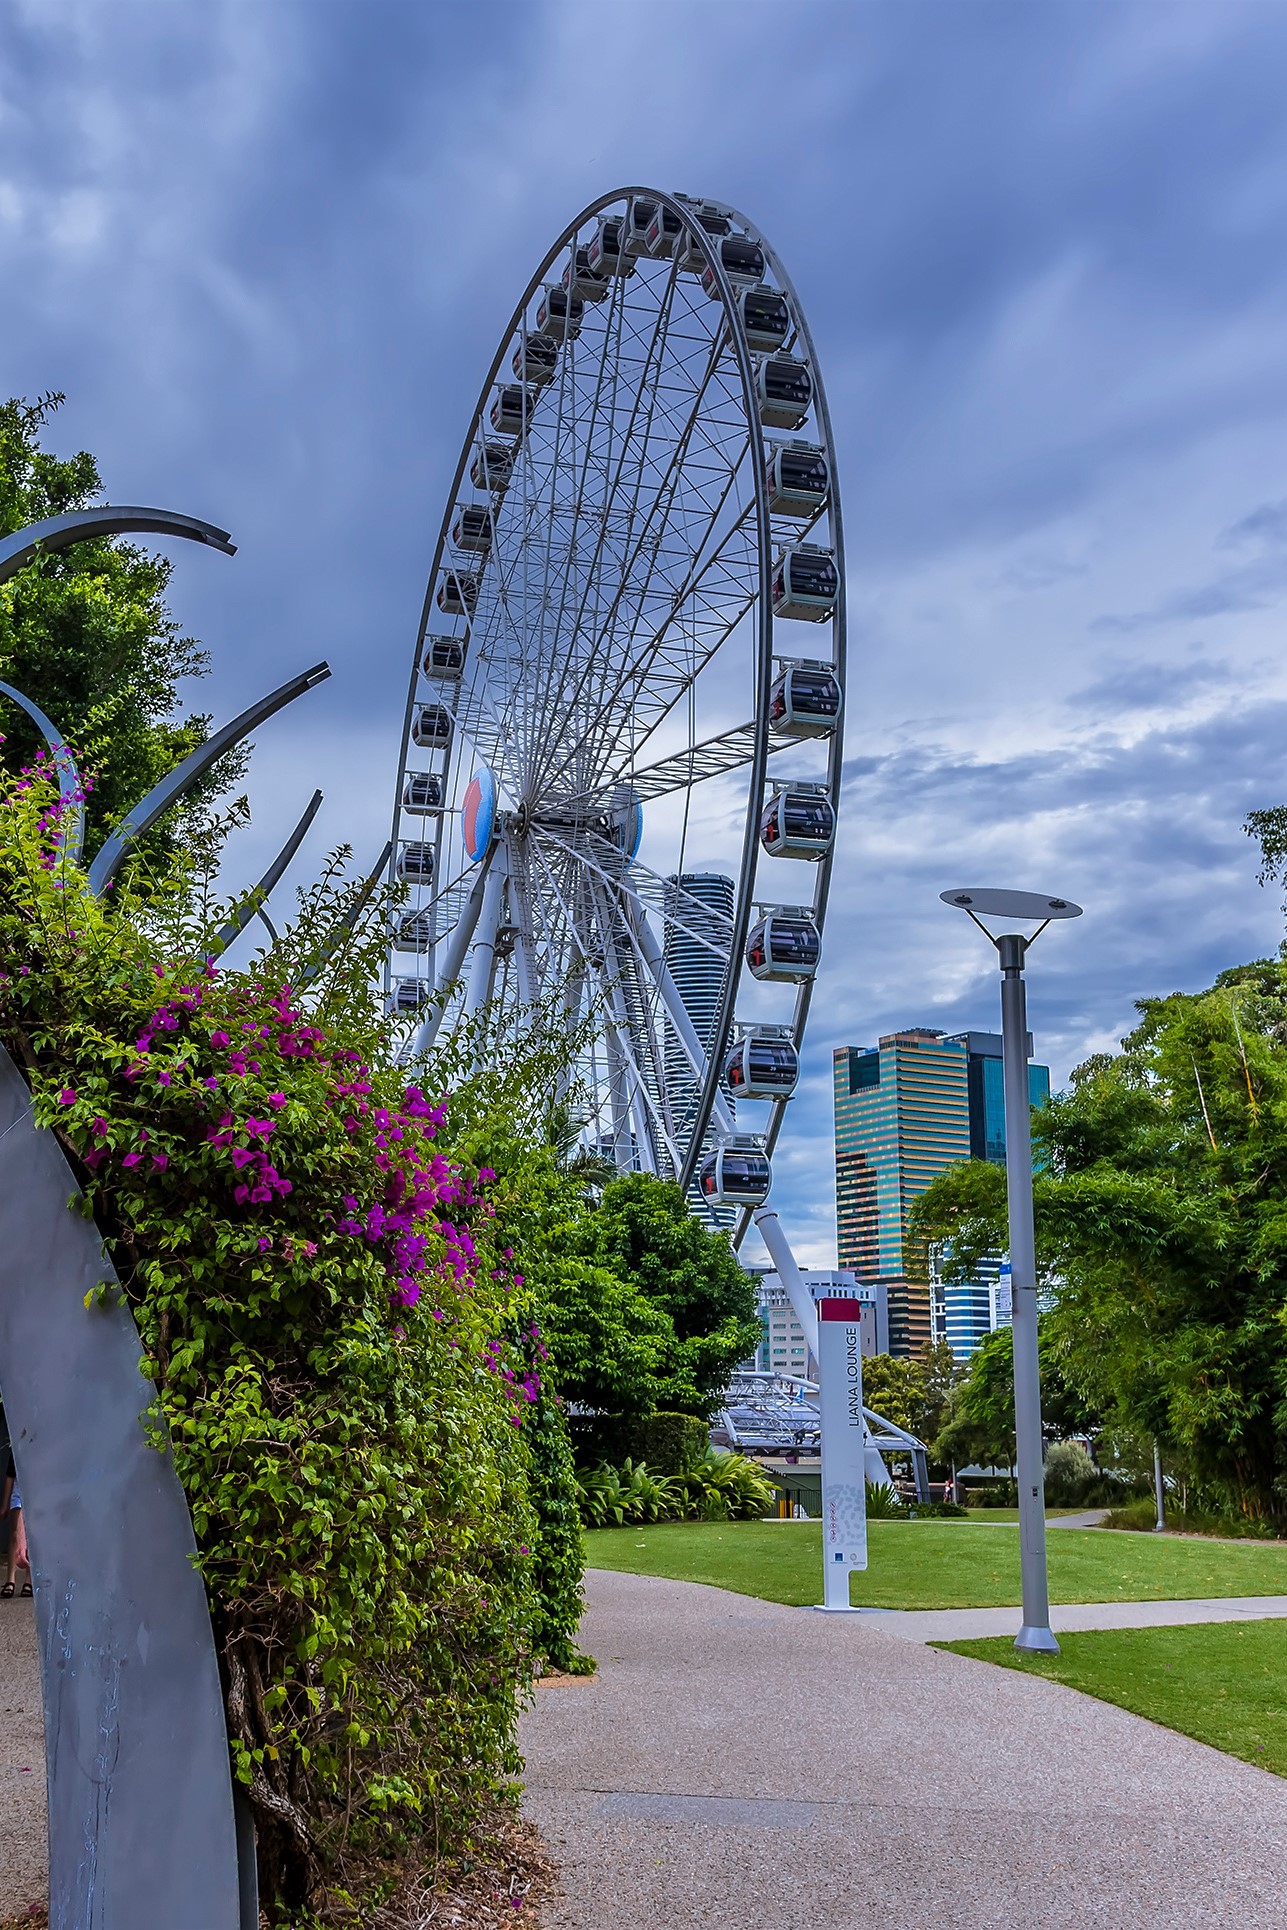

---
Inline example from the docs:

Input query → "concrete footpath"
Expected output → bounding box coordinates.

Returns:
[521,1569,1287,1930]
[0,1598,45,1920]
[865,1591,1287,1642]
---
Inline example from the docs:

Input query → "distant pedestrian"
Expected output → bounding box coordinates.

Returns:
[1,1455,29,1598]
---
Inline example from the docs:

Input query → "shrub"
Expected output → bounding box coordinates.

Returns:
[524,1390,593,1674]
[631,1410,710,1475]
[0,756,568,1923]
[963,1480,1018,1507]
[1103,1496,1284,1539]
[864,1480,904,1519]
[676,1448,777,1521]
[1043,1439,1103,1507]
[577,1449,775,1526]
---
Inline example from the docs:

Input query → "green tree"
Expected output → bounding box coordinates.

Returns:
[0,392,242,872]
[911,961,1287,1518]
[585,1173,761,1415]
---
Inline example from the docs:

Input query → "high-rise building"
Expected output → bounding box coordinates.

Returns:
[934,1031,1050,1359]
[741,1266,888,1378]
[664,871,735,1226]
[833,1028,1049,1360]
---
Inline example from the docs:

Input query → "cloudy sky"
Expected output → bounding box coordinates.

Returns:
[6,0,1287,1262]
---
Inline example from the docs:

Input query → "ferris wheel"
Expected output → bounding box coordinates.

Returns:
[385,187,844,1244]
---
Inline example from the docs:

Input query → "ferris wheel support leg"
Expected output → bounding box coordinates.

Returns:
[627,898,736,1140]
[752,1207,819,1359]
[463,847,509,1019]
[598,921,660,1175]
[409,865,490,1056]
[603,1025,633,1170]
[755,1207,892,1493]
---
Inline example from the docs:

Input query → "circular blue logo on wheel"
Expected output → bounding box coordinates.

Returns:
[462,767,497,864]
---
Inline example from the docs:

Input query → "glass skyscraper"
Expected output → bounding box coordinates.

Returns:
[833,1028,1050,1360]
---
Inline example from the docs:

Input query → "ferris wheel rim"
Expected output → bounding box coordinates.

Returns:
[387,186,845,1229]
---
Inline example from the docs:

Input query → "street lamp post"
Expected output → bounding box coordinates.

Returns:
[940,886,1083,1655]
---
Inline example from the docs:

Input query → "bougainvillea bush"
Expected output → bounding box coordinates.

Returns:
[0,753,570,1925]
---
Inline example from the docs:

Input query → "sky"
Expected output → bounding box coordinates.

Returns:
[6,0,1287,1264]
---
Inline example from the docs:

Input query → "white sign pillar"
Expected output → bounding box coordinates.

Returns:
[816,1296,868,1610]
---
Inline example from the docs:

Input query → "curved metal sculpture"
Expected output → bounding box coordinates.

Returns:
[0,679,85,864]
[212,789,323,957]
[0,505,323,1926]
[0,1046,241,1929]
[0,506,235,586]
[88,663,331,897]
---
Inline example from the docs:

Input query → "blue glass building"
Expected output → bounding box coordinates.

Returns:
[833,1026,1049,1362]
[937,1032,1049,1360]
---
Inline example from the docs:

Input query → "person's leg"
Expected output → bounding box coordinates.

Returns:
[2,1510,16,1593]
[12,1509,28,1594]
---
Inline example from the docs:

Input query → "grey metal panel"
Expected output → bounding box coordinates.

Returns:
[0,680,85,864]
[87,662,332,897]
[0,507,235,586]
[0,1047,240,1929]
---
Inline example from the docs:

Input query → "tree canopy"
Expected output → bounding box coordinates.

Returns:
[0,392,242,872]
[911,959,1287,1516]
[481,1155,760,1440]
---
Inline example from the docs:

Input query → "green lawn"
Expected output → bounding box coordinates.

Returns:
[585,1519,1287,1610]
[938,1620,1287,1778]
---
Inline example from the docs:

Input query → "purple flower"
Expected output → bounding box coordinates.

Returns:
[257,1237,272,1252]
[122,1152,142,1168]
[266,1092,286,1109]
[151,1153,168,1170]
[56,1088,76,1105]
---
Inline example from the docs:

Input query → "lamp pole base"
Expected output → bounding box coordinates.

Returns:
[1015,1623,1061,1655]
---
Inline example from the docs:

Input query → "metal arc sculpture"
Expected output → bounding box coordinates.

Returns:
[0,506,236,585]
[385,187,845,1242]
[0,503,340,1928]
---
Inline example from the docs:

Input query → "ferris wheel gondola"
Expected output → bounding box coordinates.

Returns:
[385,186,845,1243]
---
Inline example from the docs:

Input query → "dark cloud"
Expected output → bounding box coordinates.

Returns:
[1219,501,1287,550]
[6,0,1287,1258]
[1071,657,1230,712]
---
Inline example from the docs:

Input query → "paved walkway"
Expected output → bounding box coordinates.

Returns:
[521,1569,1287,1929]
[0,1598,45,1920]
[863,1591,1287,1642]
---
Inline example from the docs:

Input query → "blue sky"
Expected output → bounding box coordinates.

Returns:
[6,0,1287,1261]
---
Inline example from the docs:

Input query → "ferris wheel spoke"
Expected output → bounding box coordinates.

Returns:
[513,255,640,781]
[521,259,692,768]
[616,886,736,1143]
[533,382,751,797]
[537,473,758,801]
[526,840,672,1174]
[523,290,740,789]
[531,825,733,965]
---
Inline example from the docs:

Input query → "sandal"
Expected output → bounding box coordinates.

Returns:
[20,1582,32,1597]
[0,1582,13,1599]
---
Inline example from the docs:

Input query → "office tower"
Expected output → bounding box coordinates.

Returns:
[936,1031,1050,1359]
[741,1267,887,1379]
[664,871,735,1225]
[833,1028,1049,1360]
